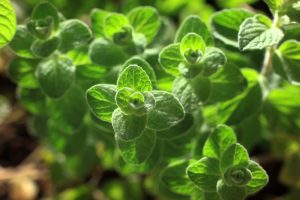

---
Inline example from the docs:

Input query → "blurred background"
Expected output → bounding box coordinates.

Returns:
[1,0,299,200]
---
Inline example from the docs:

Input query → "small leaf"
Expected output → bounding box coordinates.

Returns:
[36,56,75,98]
[246,160,269,194]
[31,2,59,29]
[8,58,39,88]
[238,15,284,51]
[273,40,300,85]
[112,108,147,141]
[158,43,182,77]
[264,0,282,11]
[180,33,206,64]
[203,124,237,160]
[200,47,226,76]
[212,9,254,47]
[117,129,156,164]
[160,160,195,195]
[127,6,161,44]
[31,36,60,58]
[208,64,247,103]
[147,90,185,131]
[103,13,130,40]
[89,38,126,67]
[187,157,221,192]
[9,26,36,58]
[217,180,247,200]
[117,65,152,92]
[121,57,156,85]
[175,15,212,45]
[58,19,92,53]
[90,9,110,38]
[220,144,250,172]
[0,0,16,48]
[86,84,117,122]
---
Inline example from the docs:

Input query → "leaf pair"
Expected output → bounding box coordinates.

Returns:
[89,7,161,67]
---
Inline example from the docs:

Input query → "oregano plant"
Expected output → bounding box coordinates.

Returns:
[2,0,300,199]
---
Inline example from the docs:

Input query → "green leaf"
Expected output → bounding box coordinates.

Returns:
[238,15,284,51]
[211,9,254,47]
[8,58,39,88]
[112,108,147,141]
[160,160,195,195]
[200,47,227,76]
[180,33,206,64]
[86,84,117,122]
[208,64,247,103]
[159,43,182,77]
[89,38,126,67]
[246,160,269,194]
[18,87,46,115]
[31,2,59,29]
[187,157,221,192]
[121,57,156,86]
[175,15,212,45]
[116,88,155,116]
[127,6,161,44]
[58,19,92,53]
[117,129,156,164]
[216,69,264,125]
[220,144,250,172]
[90,9,110,38]
[31,37,60,58]
[0,0,16,48]
[217,180,246,200]
[9,26,36,58]
[264,0,282,11]
[103,13,130,40]
[36,56,75,98]
[147,90,185,131]
[203,124,237,160]
[68,46,91,66]
[117,65,152,92]
[273,40,300,85]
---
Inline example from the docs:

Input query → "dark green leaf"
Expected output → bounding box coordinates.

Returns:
[217,180,246,200]
[31,37,60,57]
[31,2,59,29]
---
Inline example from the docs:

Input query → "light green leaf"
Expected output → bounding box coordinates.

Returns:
[187,157,221,192]
[158,43,182,77]
[246,160,269,194]
[208,64,247,103]
[86,84,117,122]
[217,180,246,200]
[147,90,185,131]
[31,2,59,29]
[117,65,152,92]
[103,13,130,39]
[68,46,91,66]
[220,143,250,172]
[127,6,161,44]
[180,33,206,64]
[175,15,212,45]
[0,0,16,48]
[117,129,156,164]
[89,38,126,67]
[212,9,254,47]
[264,0,282,11]
[112,108,147,141]
[58,19,92,53]
[9,26,36,58]
[238,15,284,51]
[121,57,156,85]
[36,56,75,98]
[200,47,226,76]
[160,160,195,195]
[90,9,110,38]
[31,37,60,58]
[203,124,237,160]
[8,58,39,88]
[274,40,300,85]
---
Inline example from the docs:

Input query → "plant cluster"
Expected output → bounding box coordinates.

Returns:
[1,0,300,199]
